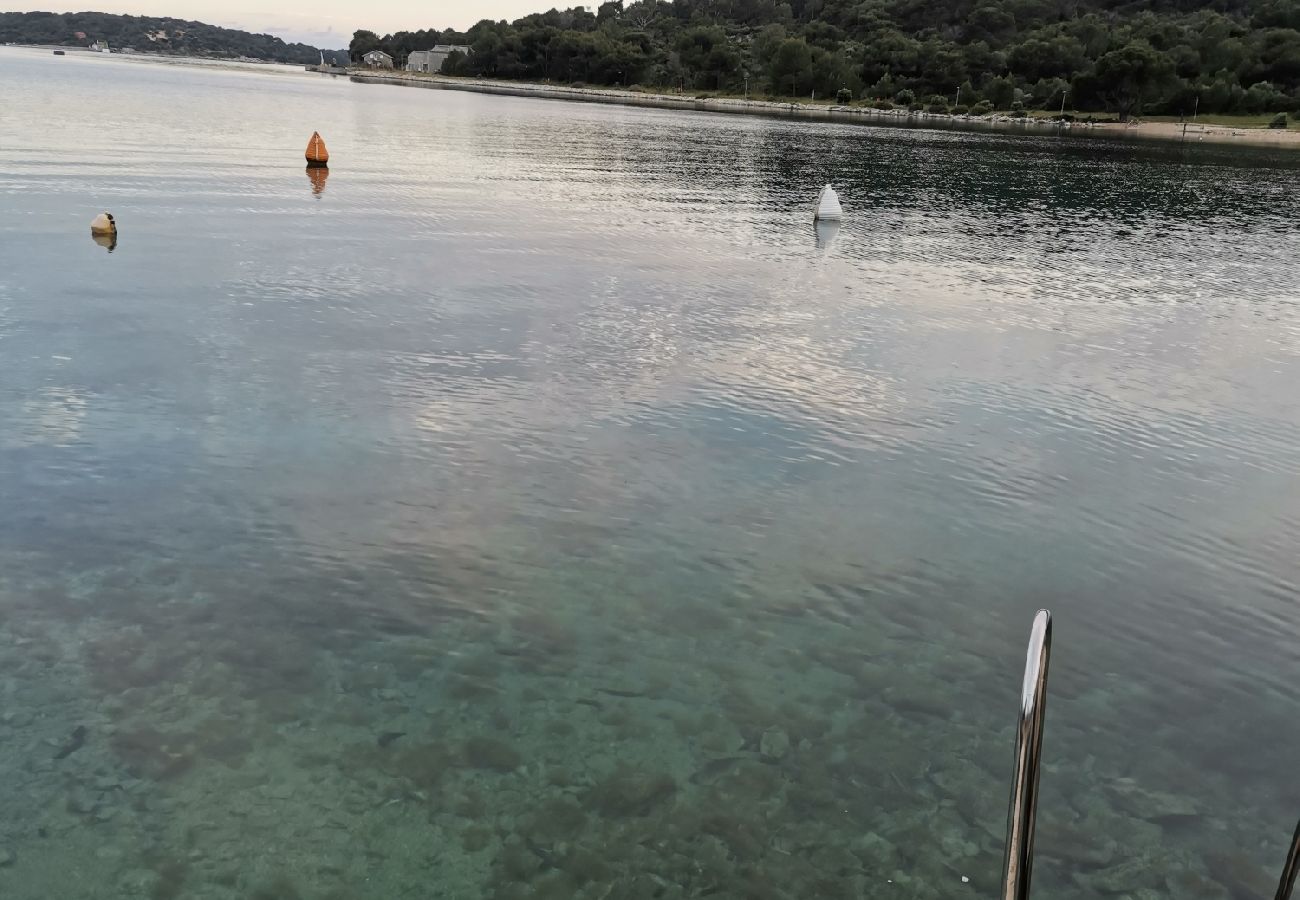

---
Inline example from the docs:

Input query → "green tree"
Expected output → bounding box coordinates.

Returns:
[677,25,740,90]
[1009,36,1085,82]
[597,1,624,23]
[1253,28,1300,86]
[1243,79,1288,110]
[349,29,382,62]
[965,5,1015,46]
[980,73,1015,109]
[443,49,469,75]
[752,23,789,67]
[770,37,813,95]
[1093,42,1176,119]
[97,0,1295,112]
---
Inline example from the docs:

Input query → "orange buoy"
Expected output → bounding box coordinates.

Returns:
[305,131,329,168]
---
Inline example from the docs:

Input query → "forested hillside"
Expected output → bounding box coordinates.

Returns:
[351,0,1300,117]
[0,11,346,64]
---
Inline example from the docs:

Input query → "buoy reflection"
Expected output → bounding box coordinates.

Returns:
[307,165,329,198]
[815,219,840,251]
[91,231,118,252]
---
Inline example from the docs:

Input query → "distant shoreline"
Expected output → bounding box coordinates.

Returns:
[350,71,1300,151]
[2,42,317,67]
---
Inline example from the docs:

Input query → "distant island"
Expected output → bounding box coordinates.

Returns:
[0,11,346,65]
[348,0,1300,123]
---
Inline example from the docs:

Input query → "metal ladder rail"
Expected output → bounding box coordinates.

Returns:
[1000,610,1053,900]
[998,610,1298,900]
[1277,818,1299,900]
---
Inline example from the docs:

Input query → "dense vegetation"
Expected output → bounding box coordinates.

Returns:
[351,0,1300,118]
[0,11,347,64]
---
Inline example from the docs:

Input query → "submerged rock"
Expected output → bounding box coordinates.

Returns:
[1205,850,1277,898]
[0,847,15,867]
[1106,778,1200,823]
[759,727,790,761]
[377,731,406,748]
[1076,855,1162,894]
[586,765,677,817]
[1036,819,1117,868]
[1166,869,1231,900]
[689,756,744,785]
[53,725,87,760]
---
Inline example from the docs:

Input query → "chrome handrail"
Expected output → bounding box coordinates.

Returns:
[1001,609,1053,900]
[1277,818,1300,900]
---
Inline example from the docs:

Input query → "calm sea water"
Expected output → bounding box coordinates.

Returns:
[1,47,1298,900]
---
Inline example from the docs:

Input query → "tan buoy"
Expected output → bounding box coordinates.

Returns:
[90,211,117,235]
[305,131,329,168]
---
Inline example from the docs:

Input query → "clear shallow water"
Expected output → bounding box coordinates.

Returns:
[1,46,1298,899]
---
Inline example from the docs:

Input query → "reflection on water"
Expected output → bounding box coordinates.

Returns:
[0,46,1298,900]
[814,219,840,250]
[90,231,118,252]
[307,165,329,197]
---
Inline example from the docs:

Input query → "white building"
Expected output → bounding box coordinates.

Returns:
[405,45,471,74]
[362,49,394,69]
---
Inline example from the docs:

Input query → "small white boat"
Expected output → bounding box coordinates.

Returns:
[814,184,842,222]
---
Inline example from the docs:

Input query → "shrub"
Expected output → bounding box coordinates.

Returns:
[927,95,949,113]
[626,84,645,93]
[1269,112,1289,129]
[953,103,969,115]
[836,88,853,105]
[908,101,924,111]
[872,99,895,110]
[570,80,586,88]
[1011,108,1028,118]
[971,100,993,115]
[1243,81,1285,114]
[895,88,915,105]
[1010,99,1025,112]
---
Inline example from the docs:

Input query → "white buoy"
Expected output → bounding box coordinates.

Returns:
[90,212,116,235]
[814,184,842,222]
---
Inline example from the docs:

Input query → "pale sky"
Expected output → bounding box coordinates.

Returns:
[0,1,555,47]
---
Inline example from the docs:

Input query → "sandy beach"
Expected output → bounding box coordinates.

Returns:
[1093,118,1300,148]
[351,70,1300,150]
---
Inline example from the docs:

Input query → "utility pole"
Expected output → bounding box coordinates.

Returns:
[955,85,961,108]
[1193,94,1199,123]
[1059,88,1067,119]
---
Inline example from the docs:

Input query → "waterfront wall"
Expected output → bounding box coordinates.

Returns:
[349,73,1300,150]
[349,74,1070,137]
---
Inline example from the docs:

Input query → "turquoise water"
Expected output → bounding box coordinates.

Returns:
[1,47,1298,899]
